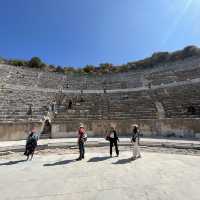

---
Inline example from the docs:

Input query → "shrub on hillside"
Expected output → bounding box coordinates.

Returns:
[9,59,27,66]
[83,65,95,73]
[48,64,57,72]
[99,63,113,73]
[170,51,184,61]
[28,57,43,68]
[63,67,76,74]
[0,57,5,64]
[55,66,65,73]
[151,52,170,64]
[75,68,84,74]
[118,65,129,72]
[182,45,200,57]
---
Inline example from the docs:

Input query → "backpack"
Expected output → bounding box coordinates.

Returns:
[132,132,138,143]
[83,132,87,142]
[105,135,110,141]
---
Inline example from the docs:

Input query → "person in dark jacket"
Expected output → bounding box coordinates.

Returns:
[24,128,39,160]
[68,99,72,109]
[131,124,141,160]
[76,123,87,161]
[107,126,119,157]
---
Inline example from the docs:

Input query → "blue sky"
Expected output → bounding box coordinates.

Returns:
[0,0,200,67]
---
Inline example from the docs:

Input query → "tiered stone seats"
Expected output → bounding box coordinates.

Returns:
[1,55,200,124]
[0,65,39,87]
[0,64,144,90]
[0,88,55,121]
[1,80,199,123]
[175,67,200,81]
[1,55,200,91]
[53,91,158,123]
[145,56,200,86]
[152,83,200,118]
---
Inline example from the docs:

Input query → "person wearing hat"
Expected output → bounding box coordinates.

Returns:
[107,125,119,157]
[76,123,87,161]
[131,124,141,160]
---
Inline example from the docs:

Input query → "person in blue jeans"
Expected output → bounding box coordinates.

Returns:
[76,123,87,161]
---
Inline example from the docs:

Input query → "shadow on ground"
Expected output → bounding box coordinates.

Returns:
[44,159,75,166]
[112,157,134,164]
[0,159,27,166]
[87,156,111,162]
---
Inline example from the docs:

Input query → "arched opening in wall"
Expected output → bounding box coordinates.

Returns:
[41,119,52,138]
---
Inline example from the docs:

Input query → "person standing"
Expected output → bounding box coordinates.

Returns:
[68,99,72,109]
[51,100,57,114]
[76,123,87,161]
[106,126,119,157]
[131,124,141,160]
[24,127,39,160]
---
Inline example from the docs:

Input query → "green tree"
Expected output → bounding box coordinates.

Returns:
[63,66,76,74]
[99,63,113,73]
[48,64,57,72]
[83,65,95,73]
[118,65,129,72]
[55,66,64,73]
[28,57,43,68]
[9,59,26,66]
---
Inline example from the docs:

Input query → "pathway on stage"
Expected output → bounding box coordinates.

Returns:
[0,148,200,200]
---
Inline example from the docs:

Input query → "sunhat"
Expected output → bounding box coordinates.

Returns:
[80,123,84,128]
[132,124,139,127]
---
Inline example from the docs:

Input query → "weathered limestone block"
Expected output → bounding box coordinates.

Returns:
[67,110,76,114]
[195,133,200,139]
[0,122,41,141]
[80,110,89,114]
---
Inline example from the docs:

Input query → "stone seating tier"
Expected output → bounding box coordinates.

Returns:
[1,82,200,122]
[1,56,200,122]
[0,89,55,121]
[1,56,200,90]
[152,83,200,118]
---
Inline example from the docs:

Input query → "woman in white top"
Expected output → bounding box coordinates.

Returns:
[131,124,141,160]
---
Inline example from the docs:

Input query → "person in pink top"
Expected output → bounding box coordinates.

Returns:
[76,123,87,161]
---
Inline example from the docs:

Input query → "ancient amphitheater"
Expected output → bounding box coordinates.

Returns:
[1,46,200,141]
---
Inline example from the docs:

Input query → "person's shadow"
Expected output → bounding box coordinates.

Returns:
[43,159,75,167]
[0,159,27,166]
[112,158,134,164]
[87,156,111,162]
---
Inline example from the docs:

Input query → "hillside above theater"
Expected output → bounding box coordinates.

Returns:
[1,45,200,75]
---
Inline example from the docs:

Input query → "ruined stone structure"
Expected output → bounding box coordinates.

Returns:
[1,49,200,140]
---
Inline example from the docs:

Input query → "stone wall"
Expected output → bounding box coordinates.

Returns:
[0,122,42,141]
[51,118,200,139]
[0,117,200,141]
